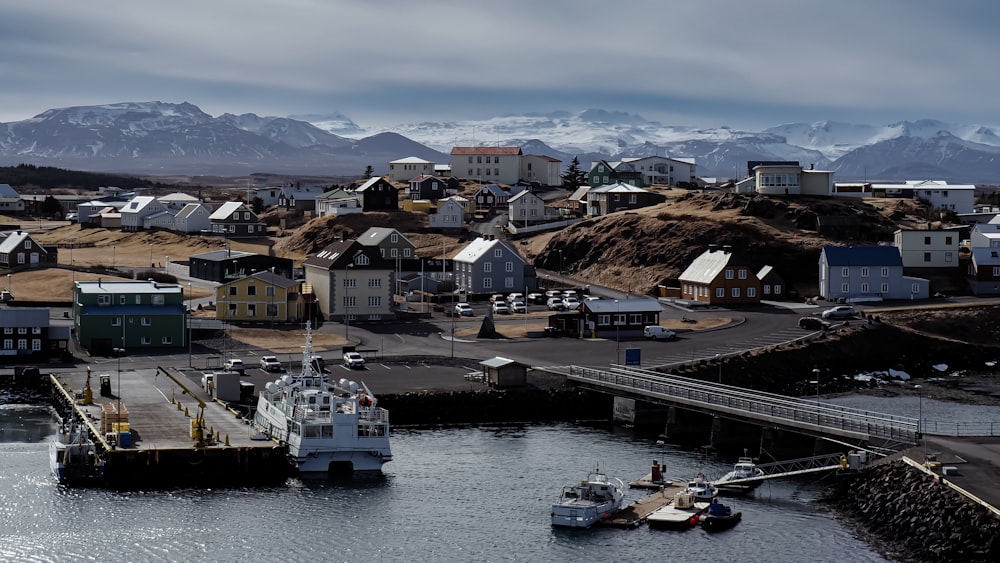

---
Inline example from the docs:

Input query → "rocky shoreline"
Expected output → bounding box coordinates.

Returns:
[822,461,1000,563]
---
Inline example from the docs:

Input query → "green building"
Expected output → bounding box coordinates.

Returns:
[73,280,186,354]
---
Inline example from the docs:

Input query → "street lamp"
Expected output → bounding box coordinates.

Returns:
[187,282,193,368]
[269,266,275,329]
[149,243,153,268]
[344,263,354,342]
[557,249,564,277]
[6,273,9,295]
[112,246,116,269]
[813,368,821,399]
[614,299,621,365]
[114,345,124,448]
[165,255,169,273]
[716,353,722,384]
[914,384,923,440]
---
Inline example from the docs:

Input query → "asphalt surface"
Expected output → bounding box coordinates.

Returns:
[908,435,1000,513]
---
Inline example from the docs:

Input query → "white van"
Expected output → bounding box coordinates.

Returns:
[644,326,677,340]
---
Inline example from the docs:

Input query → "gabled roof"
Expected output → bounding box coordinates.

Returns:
[451,146,522,156]
[821,246,903,267]
[190,249,256,262]
[245,270,298,289]
[121,196,158,214]
[0,183,19,198]
[756,265,775,279]
[175,203,208,220]
[317,188,356,200]
[303,239,393,270]
[391,156,434,164]
[475,184,508,197]
[209,201,249,220]
[356,177,396,192]
[508,190,542,203]
[410,175,441,183]
[75,280,183,295]
[158,192,199,203]
[359,227,414,248]
[589,182,649,193]
[453,237,523,264]
[678,247,751,284]
[568,186,591,202]
[0,230,38,254]
[280,186,326,199]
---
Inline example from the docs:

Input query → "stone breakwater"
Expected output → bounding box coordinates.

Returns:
[823,462,1000,563]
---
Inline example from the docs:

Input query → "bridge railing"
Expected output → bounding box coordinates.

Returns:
[569,365,918,444]
[920,420,1000,437]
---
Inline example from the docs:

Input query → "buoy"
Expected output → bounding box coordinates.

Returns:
[177,401,182,411]
[184,407,189,417]
[225,434,230,447]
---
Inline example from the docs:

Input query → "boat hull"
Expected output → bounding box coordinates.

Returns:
[551,499,619,528]
[292,448,391,473]
[701,512,742,532]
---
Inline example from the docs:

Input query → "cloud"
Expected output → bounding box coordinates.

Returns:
[0,0,998,129]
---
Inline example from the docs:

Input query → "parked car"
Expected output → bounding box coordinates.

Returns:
[562,297,581,310]
[259,356,282,372]
[223,358,246,373]
[507,292,524,304]
[644,326,677,340]
[454,302,474,317]
[343,352,365,369]
[821,305,856,319]
[798,317,832,330]
[527,292,545,304]
[546,297,566,311]
[544,290,562,299]
[562,290,579,300]
[510,300,527,314]
[65,212,78,222]
[492,301,510,314]
[490,294,506,303]
[584,295,600,302]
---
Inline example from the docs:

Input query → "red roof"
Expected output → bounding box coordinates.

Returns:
[450,146,522,156]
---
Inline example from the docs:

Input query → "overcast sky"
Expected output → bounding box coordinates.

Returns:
[2,0,997,130]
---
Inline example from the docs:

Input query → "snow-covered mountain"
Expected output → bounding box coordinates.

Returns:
[2,101,1000,182]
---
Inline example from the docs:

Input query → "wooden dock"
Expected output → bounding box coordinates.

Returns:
[598,483,683,528]
[50,366,291,487]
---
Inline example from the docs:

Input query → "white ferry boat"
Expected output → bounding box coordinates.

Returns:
[252,322,392,474]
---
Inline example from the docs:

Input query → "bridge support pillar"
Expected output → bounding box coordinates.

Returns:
[709,417,762,452]
[613,397,670,431]
[661,406,713,444]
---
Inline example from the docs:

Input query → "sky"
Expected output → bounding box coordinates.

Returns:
[2,0,998,130]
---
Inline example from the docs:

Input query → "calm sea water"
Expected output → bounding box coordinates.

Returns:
[0,404,890,563]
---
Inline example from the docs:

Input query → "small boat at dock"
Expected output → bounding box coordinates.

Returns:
[646,490,709,530]
[551,465,626,528]
[683,472,718,502]
[700,500,742,532]
[50,424,106,485]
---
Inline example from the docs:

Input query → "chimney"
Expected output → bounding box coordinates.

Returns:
[708,244,719,253]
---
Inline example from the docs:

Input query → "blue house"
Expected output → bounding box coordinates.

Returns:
[819,246,929,302]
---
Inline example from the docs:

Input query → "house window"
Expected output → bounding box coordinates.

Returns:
[731,287,740,297]
[244,212,251,220]
[266,286,275,297]
[993,267,1000,277]
[598,314,610,326]
[494,249,502,258]
[924,252,931,262]
[715,288,724,298]
[841,283,850,293]
[483,278,492,289]
[368,296,381,307]
[881,267,889,277]
[2,339,10,350]
[135,294,142,305]
[629,314,642,325]
[343,296,356,308]
[112,317,122,327]
[774,285,781,294]
[494,168,499,177]
[229,286,237,296]
[248,285,257,296]
[747,287,756,298]
[946,236,953,245]
[738,269,747,279]
[247,304,256,317]
[725,269,734,279]
[17,339,27,350]
[368,278,381,287]
[152,295,164,305]
[763,285,771,294]
[98,295,111,305]
[477,156,482,164]
[504,277,514,288]
[881,283,889,293]
[17,327,26,334]
[468,156,473,164]
[162,337,173,345]
[141,317,151,326]
[31,327,41,334]
[861,283,869,293]
[484,262,492,272]
[16,254,23,264]
[505,262,513,272]
[119,295,126,305]
[924,236,931,245]
[842,267,850,277]
[2,328,9,334]
[861,267,869,277]
[404,248,411,257]
[266,303,278,317]
[912,283,921,293]
[229,303,237,316]
[344,278,356,288]
[629,194,637,204]
[32,339,41,351]
[140,336,151,345]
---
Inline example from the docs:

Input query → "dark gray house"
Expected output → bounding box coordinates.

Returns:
[189,250,294,283]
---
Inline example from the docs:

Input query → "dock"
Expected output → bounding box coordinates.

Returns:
[598,483,683,528]
[50,366,292,487]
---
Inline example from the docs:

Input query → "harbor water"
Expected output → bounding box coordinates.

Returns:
[0,403,892,563]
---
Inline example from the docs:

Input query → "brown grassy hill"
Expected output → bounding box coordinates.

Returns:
[528,192,932,297]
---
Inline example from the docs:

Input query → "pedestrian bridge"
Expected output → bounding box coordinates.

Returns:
[562,365,919,451]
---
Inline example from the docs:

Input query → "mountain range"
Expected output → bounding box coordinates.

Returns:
[2,101,999,184]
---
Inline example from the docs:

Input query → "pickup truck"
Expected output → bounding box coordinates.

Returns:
[259,356,282,372]
[224,358,246,373]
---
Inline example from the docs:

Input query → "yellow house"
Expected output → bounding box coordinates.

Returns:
[216,270,305,323]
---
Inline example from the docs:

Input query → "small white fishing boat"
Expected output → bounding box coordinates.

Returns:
[551,466,626,528]
[683,472,718,502]
[50,425,105,485]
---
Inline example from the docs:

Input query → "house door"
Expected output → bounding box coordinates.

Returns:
[29,253,39,265]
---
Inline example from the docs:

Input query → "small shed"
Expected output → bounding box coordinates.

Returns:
[480,357,528,388]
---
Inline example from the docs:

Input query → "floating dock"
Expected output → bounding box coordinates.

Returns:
[50,367,292,488]
[598,483,683,528]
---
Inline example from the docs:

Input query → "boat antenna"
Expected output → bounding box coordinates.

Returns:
[301,321,315,379]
